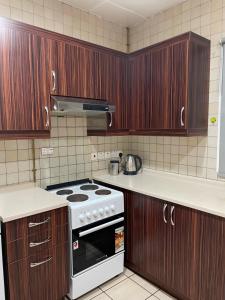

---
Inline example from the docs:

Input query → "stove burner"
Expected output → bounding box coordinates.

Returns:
[56,189,73,195]
[95,189,111,195]
[80,184,99,191]
[67,194,89,202]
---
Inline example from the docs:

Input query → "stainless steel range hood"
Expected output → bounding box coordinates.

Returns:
[51,95,115,130]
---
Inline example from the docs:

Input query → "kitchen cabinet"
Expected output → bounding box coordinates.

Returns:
[129,32,210,136]
[2,207,69,300]
[106,185,225,300]
[0,22,53,138]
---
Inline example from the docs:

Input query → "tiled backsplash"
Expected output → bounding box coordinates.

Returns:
[128,0,224,181]
[0,117,129,188]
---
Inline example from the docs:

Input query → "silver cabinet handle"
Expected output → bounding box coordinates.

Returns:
[44,106,49,128]
[30,257,52,268]
[171,206,175,226]
[163,204,168,224]
[29,237,51,248]
[181,106,185,127]
[108,112,113,128]
[28,217,50,228]
[51,70,56,92]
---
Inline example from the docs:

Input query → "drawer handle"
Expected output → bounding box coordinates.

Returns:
[28,217,50,228]
[30,257,52,268]
[171,206,175,226]
[163,204,168,224]
[29,237,51,248]
[180,106,185,127]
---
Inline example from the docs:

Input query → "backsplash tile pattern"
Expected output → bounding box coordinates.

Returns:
[129,0,225,181]
[0,0,127,52]
[0,117,129,188]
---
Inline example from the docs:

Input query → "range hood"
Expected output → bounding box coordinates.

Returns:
[51,95,115,130]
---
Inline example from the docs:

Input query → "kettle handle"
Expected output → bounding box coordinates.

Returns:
[135,155,142,172]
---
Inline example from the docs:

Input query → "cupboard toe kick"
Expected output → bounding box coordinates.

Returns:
[2,207,69,300]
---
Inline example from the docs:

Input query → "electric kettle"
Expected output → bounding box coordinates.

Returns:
[123,154,142,175]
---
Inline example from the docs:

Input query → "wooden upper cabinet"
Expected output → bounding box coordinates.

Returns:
[0,27,35,135]
[148,45,171,130]
[129,32,210,136]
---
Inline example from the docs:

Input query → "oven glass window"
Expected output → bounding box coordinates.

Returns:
[72,218,124,275]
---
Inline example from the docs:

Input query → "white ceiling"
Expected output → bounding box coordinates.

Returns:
[60,0,185,27]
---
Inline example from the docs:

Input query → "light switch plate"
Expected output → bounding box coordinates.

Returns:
[97,152,105,160]
[105,152,111,159]
[41,148,54,156]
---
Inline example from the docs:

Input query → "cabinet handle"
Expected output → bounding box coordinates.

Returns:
[171,206,175,226]
[163,204,168,224]
[28,217,50,228]
[180,106,185,127]
[29,237,51,248]
[30,257,52,268]
[51,70,56,92]
[44,106,50,128]
[108,112,113,128]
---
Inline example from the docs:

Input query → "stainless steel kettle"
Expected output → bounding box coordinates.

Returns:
[123,154,142,175]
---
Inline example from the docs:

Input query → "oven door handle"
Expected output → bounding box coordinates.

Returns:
[79,217,124,237]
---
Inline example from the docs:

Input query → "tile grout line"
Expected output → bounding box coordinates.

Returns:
[129,274,160,297]
[99,274,128,292]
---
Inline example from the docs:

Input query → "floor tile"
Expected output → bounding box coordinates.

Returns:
[154,290,176,300]
[147,296,159,300]
[123,267,134,277]
[100,274,127,291]
[105,278,150,300]
[92,293,111,300]
[77,288,102,300]
[130,274,159,294]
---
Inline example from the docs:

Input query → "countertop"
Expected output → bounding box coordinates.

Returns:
[94,169,225,218]
[0,183,68,222]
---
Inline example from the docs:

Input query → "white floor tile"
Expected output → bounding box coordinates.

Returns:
[105,278,150,300]
[154,290,176,300]
[92,293,111,300]
[100,274,127,291]
[77,288,102,300]
[130,274,159,294]
[123,267,134,277]
[147,296,159,300]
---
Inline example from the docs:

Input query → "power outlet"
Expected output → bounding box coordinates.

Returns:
[105,152,111,159]
[111,151,117,158]
[97,152,105,160]
[91,153,98,161]
[41,148,54,156]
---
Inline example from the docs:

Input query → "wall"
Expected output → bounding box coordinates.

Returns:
[0,0,128,188]
[129,0,224,181]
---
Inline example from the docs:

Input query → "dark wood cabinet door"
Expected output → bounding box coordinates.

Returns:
[144,197,169,286]
[0,27,35,132]
[169,205,197,300]
[149,46,171,130]
[129,54,147,130]
[170,40,188,130]
[124,191,146,270]
[194,212,225,300]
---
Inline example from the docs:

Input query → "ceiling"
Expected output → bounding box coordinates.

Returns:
[60,0,185,27]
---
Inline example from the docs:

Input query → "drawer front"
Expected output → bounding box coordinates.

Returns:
[27,211,53,237]
[7,248,55,300]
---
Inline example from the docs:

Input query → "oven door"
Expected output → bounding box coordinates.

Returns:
[72,214,124,275]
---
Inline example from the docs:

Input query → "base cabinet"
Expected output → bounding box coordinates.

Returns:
[123,189,225,300]
[3,207,69,300]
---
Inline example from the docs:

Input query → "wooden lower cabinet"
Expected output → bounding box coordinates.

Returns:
[3,207,69,300]
[123,189,225,300]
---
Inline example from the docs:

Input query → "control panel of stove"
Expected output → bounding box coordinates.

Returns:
[70,193,124,229]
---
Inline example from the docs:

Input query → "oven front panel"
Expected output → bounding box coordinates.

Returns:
[72,214,124,275]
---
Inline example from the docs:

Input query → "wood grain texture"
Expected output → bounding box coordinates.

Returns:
[3,207,69,300]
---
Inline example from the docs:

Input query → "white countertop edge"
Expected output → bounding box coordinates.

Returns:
[0,202,68,223]
[93,169,225,219]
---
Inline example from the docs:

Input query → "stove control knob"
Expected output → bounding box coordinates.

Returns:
[99,208,104,216]
[110,205,115,212]
[105,206,110,214]
[86,212,91,220]
[79,214,85,222]
[93,210,98,218]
